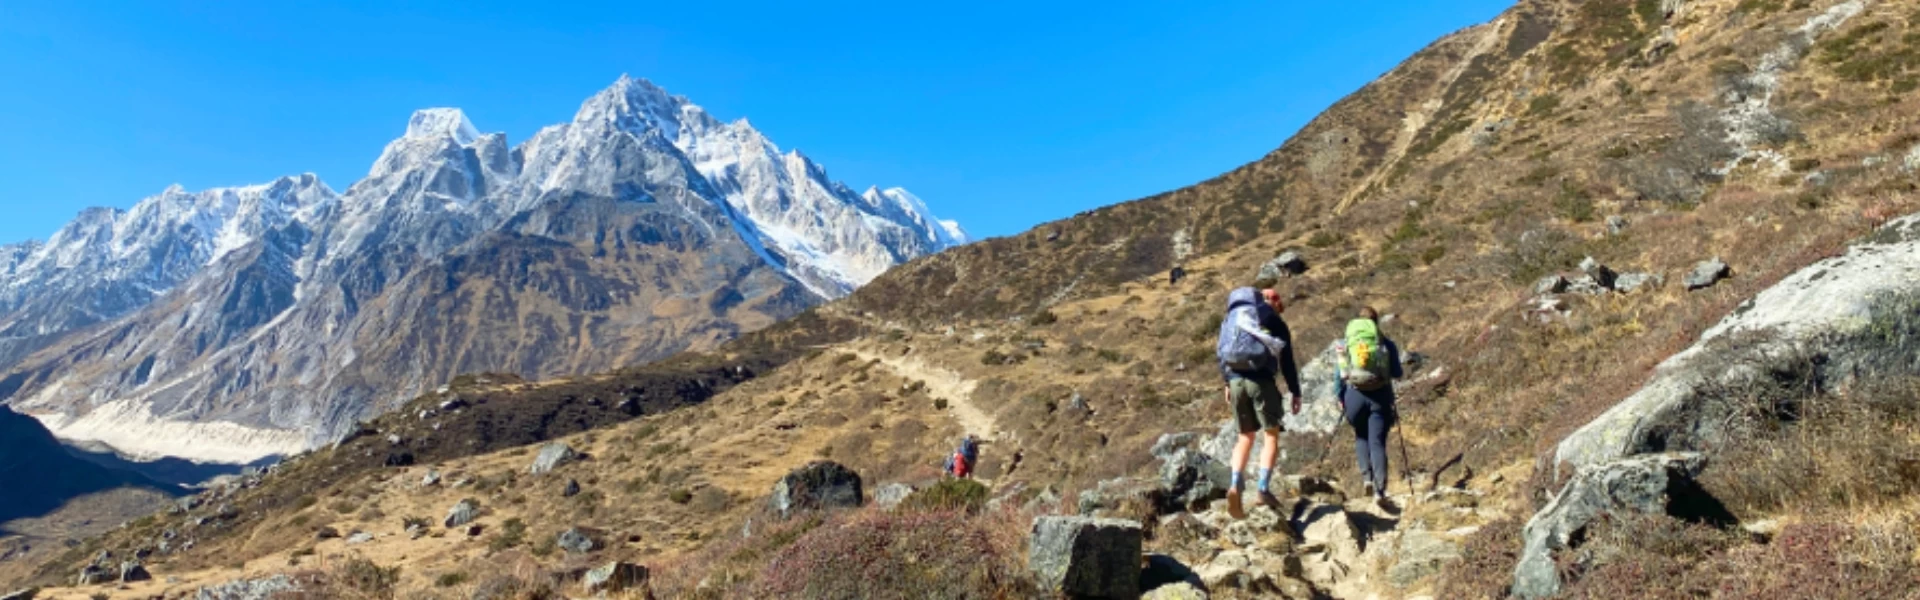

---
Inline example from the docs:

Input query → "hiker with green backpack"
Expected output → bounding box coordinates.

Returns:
[1335,307,1404,503]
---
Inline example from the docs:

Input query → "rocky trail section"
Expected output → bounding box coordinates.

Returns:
[851,349,999,442]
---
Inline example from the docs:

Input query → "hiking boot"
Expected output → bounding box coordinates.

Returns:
[1226,488,1247,520]
[1363,480,1376,499]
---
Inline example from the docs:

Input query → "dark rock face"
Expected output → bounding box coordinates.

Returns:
[1029,516,1144,599]
[768,461,864,519]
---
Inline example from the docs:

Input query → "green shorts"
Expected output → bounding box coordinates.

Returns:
[1229,377,1284,434]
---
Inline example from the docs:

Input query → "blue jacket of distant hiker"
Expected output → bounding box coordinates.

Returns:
[1217,287,1300,397]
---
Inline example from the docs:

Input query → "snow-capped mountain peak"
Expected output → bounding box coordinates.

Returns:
[406,108,482,145]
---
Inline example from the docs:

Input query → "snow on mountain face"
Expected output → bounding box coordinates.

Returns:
[0,76,963,464]
[579,75,966,296]
[0,175,336,331]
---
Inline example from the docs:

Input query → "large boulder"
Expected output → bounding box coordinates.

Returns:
[1512,453,1707,599]
[1029,516,1144,599]
[769,461,864,519]
[582,562,649,594]
[1557,215,1920,471]
[444,499,480,528]
[529,442,578,474]
[1076,477,1167,518]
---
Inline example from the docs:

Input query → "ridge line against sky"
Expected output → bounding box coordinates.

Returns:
[0,0,1514,244]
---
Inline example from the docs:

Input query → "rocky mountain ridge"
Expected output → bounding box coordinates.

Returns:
[0,77,963,464]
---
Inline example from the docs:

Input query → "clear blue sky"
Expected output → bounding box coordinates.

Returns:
[0,0,1513,244]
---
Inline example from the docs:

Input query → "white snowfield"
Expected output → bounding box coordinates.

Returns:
[0,76,967,464]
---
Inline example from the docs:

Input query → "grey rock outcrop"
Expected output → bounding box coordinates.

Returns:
[582,562,649,594]
[1029,516,1144,599]
[1386,529,1461,588]
[0,588,36,600]
[1578,257,1618,290]
[769,461,863,519]
[873,483,914,510]
[193,575,299,600]
[1683,257,1730,290]
[1159,448,1231,511]
[529,442,577,474]
[75,565,111,586]
[444,499,479,528]
[1557,215,1920,471]
[1149,432,1203,462]
[1533,274,1570,295]
[1513,453,1706,599]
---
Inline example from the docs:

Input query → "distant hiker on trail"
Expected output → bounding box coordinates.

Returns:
[1215,287,1303,519]
[1335,306,1404,504]
[944,435,980,479]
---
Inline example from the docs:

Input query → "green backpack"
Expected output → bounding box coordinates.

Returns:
[1340,319,1392,391]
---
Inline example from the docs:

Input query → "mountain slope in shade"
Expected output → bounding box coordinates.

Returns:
[0,78,962,464]
[0,406,174,525]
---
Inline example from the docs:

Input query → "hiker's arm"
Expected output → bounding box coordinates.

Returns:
[1278,341,1303,399]
[1232,311,1286,355]
[1389,339,1405,379]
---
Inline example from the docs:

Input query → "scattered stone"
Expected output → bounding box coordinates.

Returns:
[1579,257,1618,289]
[873,483,914,510]
[120,561,152,583]
[438,398,469,412]
[75,565,112,586]
[1076,476,1167,517]
[557,528,600,554]
[1169,267,1187,286]
[465,524,485,538]
[1155,513,1221,565]
[385,434,402,445]
[563,479,581,498]
[0,588,36,600]
[1683,258,1731,290]
[444,499,479,528]
[1029,516,1143,599]
[420,469,441,487]
[769,461,864,519]
[529,442,579,474]
[347,532,373,545]
[383,451,415,467]
[1068,392,1090,413]
[1614,272,1663,293]
[1513,452,1708,599]
[406,524,426,540]
[315,526,340,540]
[193,575,298,600]
[582,562,649,594]
[1258,252,1310,283]
[1533,274,1570,295]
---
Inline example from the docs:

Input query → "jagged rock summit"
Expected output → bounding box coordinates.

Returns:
[0,77,965,464]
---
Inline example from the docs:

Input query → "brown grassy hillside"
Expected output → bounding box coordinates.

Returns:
[17,0,1920,597]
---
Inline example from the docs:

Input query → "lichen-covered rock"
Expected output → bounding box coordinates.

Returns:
[873,483,914,510]
[1029,516,1144,599]
[193,575,299,600]
[1513,453,1706,599]
[1683,257,1731,290]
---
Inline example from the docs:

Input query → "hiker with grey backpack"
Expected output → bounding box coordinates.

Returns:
[1214,287,1303,520]
[1335,306,1404,504]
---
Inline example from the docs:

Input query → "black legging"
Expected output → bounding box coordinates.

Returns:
[1342,385,1396,494]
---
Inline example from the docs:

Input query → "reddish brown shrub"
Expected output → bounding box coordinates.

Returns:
[751,509,1035,599]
